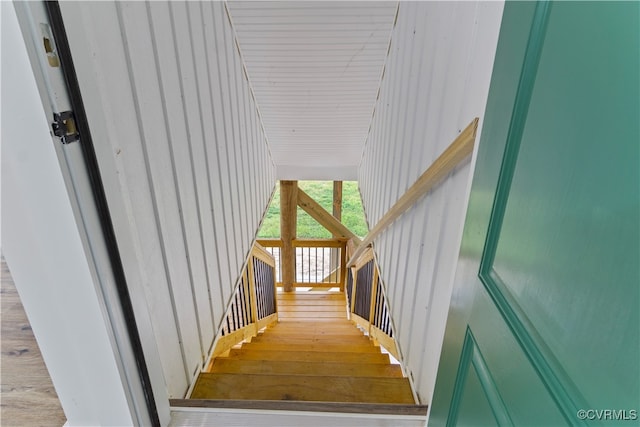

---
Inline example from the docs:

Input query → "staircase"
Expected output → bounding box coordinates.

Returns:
[191,291,415,404]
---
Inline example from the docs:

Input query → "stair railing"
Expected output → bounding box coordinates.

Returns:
[255,238,282,283]
[346,241,400,360]
[257,238,347,290]
[211,243,278,358]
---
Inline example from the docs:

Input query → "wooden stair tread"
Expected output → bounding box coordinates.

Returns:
[210,359,403,377]
[278,305,346,312]
[275,322,353,326]
[227,349,390,364]
[252,334,369,344]
[278,317,350,322]
[192,290,415,406]
[262,333,366,340]
[278,312,346,318]
[278,298,346,304]
[270,321,355,328]
[241,341,380,353]
[264,330,364,337]
[191,373,415,404]
[277,292,344,299]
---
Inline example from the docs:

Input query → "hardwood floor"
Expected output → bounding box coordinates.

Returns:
[1,258,66,426]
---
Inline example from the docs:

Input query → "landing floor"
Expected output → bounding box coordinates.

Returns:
[1,258,66,426]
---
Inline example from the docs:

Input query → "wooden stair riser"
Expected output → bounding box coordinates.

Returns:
[209,359,404,378]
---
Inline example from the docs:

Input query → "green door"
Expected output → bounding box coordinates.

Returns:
[430,2,639,426]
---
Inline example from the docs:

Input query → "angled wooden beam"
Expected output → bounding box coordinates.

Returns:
[297,189,361,245]
[348,118,479,266]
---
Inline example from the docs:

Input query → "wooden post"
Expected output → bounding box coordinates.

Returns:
[280,181,297,292]
[247,258,259,336]
[350,266,357,315]
[332,181,342,222]
[339,241,347,292]
[368,266,379,337]
[332,181,343,285]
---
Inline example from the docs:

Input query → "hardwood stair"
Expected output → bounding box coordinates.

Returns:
[191,291,416,404]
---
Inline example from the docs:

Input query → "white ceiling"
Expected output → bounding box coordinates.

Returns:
[226,1,398,180]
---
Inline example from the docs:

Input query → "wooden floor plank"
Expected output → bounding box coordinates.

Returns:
[191,373,415,403]
[1,258,66,426]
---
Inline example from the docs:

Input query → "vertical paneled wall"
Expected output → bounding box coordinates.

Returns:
[63,2,275,397]
[358,2,504,404]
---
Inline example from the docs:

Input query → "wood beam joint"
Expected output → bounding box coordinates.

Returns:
[297,188,361,245]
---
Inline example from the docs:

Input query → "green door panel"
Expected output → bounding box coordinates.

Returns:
[456,345,500,427]
[467,291,567,426]
[431,1,639,426]
[491,0,639,411]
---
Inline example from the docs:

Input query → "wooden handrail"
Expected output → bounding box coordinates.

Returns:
[292,238,345,248]
[348,118,479,267]
[252,242,277,264]
[255,238,283,248]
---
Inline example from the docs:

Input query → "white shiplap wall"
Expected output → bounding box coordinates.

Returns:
[61,1,275,397]
[227,1,397,180]
[358,2,504,404]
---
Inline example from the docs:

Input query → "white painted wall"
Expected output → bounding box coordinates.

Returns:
[1,3,137,425]
[58,1,276,398]
[357,1,504,406]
